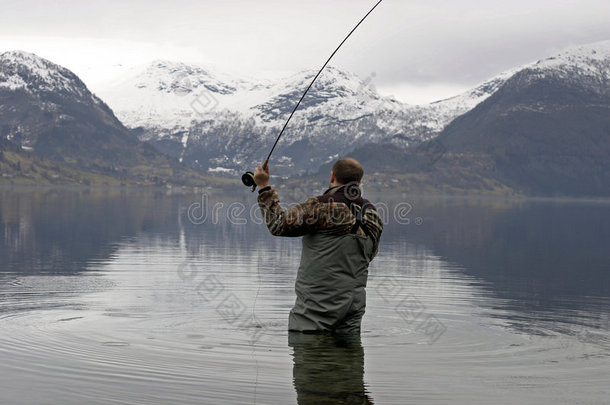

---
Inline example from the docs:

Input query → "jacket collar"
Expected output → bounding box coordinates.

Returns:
[323,185,346,195]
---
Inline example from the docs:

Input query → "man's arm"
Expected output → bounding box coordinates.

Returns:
[257,189,327,237]
[253,164,352,237]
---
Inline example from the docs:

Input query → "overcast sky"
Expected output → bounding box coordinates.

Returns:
[1,0,610,104]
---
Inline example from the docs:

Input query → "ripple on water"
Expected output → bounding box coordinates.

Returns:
[101,341,131,347]
[1,234,609,404]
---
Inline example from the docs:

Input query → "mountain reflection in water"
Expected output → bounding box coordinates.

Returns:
[1,188,608,404]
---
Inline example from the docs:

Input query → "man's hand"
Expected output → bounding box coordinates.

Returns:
[254,164,270,188]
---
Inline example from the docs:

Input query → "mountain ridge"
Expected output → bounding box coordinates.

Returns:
[0,51,211,186]
[2,40,610,196]
[424,40,610,197]
[100,41,610,177]
[97,58,512,176]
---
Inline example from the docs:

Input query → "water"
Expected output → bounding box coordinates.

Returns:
[1,187,609,404]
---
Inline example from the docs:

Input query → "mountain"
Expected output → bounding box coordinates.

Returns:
[6,40,607,195]
[0,51,139,165]
[98,62,509,176]
[0,51,206,185]
[304,41,610,197]
[433,41,610,197]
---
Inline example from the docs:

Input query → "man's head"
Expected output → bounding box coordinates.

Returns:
[330,157,364,187]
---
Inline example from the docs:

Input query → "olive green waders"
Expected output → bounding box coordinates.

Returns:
[288,232,376,334]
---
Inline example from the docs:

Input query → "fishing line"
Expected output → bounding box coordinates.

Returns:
[251,253,262,405]
[242,0,384,191]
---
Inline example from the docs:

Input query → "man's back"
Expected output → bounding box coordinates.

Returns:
[257,184,383,334]
[290,232,375,333]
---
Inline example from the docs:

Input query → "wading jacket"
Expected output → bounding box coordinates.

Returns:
[258,184,383,333]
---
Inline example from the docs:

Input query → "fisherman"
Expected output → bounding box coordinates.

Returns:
[254,157,383,334]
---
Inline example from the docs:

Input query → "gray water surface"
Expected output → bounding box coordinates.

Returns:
[1,188,609,404]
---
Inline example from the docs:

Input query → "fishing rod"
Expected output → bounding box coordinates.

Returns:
[241,0,383,191]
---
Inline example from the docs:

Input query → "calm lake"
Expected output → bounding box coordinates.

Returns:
[1,187,609,404]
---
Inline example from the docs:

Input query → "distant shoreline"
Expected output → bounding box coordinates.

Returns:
[3,183,610,205]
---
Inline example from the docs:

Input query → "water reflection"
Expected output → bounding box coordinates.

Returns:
[2,188,608,330]
[0,187,182,275]
[395,196,610,336]
[289,332,373,405]
[1,188,609,404]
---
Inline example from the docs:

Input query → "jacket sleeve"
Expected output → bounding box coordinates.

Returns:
[257,188,352,237]
[363,208,384,260]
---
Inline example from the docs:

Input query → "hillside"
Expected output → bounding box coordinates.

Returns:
[300,41,610,197]
[97,62,508,177]
[3,41,610,196]
[0,51,211,186]
[434,41,610,197]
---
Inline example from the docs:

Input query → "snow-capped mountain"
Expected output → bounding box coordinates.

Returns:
[96,40,610,177]
[3,40,609,193]
[434,40,610,196]
[101,62,401,128]
[98,63,405,174]
[99,61,247,130]
[0,51,197,184]
[341,41,610,197]
[526,40,610,82]
[0,50,93,99]
[414,40,610,132]
[0,50,130,154]
[98,60,508,175]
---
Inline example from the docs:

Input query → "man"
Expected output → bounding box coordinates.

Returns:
[254,157,383,334]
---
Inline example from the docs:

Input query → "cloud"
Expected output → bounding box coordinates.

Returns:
[2,0,610,102]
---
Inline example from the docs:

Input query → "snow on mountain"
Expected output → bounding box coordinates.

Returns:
[0,50,95,101]
[93,40,610,176]
[252,66,403,122]
[0,51,150,169]
[510,40,610,99]
[99,63,403,129]
[402,40,610,136]
[410,70,517,133]
[98,60,246,130]
[97,58,507,174]
[0,50,124,153]
[97,62,412,173]
[531,40,610,78]
[434,40,610,197]
[98,58,511,150]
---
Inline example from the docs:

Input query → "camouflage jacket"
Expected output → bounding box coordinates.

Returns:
[257,185,383,258]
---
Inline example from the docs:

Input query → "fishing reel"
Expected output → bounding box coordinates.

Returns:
[241,171,257,192]
[242,159,269,192]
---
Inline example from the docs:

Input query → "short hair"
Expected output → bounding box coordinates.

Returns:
[332,158,364,185]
